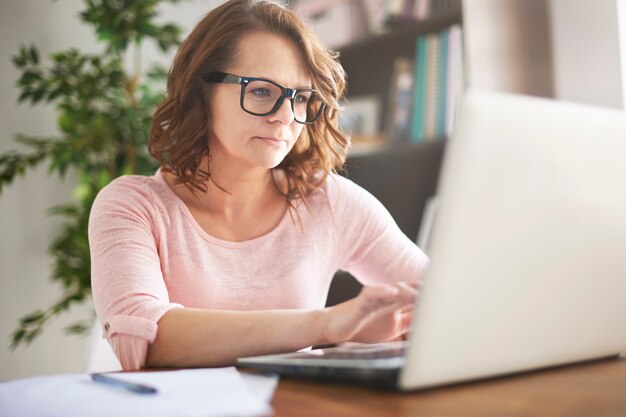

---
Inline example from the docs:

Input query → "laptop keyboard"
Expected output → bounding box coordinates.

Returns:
[287,342,406,361]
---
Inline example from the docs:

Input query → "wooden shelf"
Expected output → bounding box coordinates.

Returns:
[339,11,463,56]
[348,137,446,157]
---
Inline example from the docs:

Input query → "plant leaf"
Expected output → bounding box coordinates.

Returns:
[6,0,178,348]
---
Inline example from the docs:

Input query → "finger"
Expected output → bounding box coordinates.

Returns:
[399,310,413,331]
[358,285,400,311]
[396,281,419,297]
[385,311,413,342]
[355,285,416,326]
[399,280,421,291]
[395,311,414,340]
[399,304,414,314]
[392,332,409,342]
[393,282,418,307]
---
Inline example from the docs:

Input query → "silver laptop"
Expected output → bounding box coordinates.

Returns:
[238,90,626,390]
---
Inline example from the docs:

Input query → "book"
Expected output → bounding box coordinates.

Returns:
[410,35,428,142]
[386,58,415,141]
[437,29,449,136]
[445,24,464,135]
[423,33,440,139]
[410,25,464,142]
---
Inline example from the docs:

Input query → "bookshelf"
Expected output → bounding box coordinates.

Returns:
[338,10,463,141]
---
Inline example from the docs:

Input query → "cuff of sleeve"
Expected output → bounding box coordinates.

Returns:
[102,303,183,370]
[104,315,158,342]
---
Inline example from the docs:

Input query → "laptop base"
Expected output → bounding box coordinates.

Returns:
[240,362,400,389]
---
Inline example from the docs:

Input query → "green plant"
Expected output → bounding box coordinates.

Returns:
[2,0,184,349]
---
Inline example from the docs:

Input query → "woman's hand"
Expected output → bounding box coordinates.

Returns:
[321,282,418,345]
[348,304,414,343]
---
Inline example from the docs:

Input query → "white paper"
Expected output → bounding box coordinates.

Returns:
[240,372,279,403]
[0,368,273,417]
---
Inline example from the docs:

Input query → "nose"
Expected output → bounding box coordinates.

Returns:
[267,97,296,125]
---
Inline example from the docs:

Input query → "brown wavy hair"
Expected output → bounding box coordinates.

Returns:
[149,0,350,205]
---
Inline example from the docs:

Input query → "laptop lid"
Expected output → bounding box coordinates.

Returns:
[400,89,626,390]
[237,90,626,391]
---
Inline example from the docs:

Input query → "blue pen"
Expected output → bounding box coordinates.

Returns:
[91,373,158,394]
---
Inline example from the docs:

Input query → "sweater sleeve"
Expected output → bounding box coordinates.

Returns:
[327,175,430,287]
[89,177,183,370]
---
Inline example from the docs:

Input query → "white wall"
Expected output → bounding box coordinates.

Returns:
[619,0,626,106]
[0,0,223,381]
[463,0,624,107]
[463,0,554,97]
[549,0,623,109]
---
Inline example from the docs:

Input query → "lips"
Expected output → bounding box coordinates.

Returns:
[256,136,289,145]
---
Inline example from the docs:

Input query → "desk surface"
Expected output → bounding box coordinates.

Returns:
[268,357,626,417]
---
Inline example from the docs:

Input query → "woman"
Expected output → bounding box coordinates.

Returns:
[89,0,429,370]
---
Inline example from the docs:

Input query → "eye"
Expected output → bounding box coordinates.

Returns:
[295,92,312,105]
[251,87,272,98]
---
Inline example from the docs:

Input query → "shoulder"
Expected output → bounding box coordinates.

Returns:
[317,172,381,210]
[91,173,173,224]
[94,175,157,207]
[300,173,390,227]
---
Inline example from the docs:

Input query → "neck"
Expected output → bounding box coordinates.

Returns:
[207,168,279,217]
[167,156,286,222]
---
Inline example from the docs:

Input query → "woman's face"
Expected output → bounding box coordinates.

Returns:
[207,31,310,173]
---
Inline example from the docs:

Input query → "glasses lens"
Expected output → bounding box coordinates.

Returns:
[242,80,282,115]
[293,91,324,124]
[242,80,324,123]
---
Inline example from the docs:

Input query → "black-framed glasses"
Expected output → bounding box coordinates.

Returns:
[203,72,325,124]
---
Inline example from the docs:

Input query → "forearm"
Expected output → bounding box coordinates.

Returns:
[145,307,328,368]
[145,282,417,368]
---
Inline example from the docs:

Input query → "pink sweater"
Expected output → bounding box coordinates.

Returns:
[89,169,429,369]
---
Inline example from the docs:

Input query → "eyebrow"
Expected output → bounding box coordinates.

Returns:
[250,75,313,90]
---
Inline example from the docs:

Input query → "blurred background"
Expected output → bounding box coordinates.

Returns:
[0,0,623,381]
